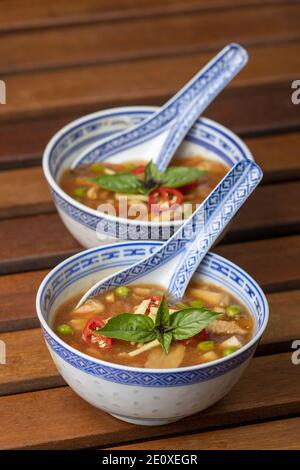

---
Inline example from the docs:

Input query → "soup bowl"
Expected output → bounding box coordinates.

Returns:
[36,241,268,426]
[43,106,253,248]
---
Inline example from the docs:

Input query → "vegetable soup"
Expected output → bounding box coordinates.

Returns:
[53,281,253,369]
[60,156,228,221]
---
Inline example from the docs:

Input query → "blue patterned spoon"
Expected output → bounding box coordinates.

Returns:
[71,43,248,172]
[76,159,262,307]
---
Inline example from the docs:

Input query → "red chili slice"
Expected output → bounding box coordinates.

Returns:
[180,329,208,346]
[199,329,208,342]
[148,187,183,213]
[179,179,201,194]
[145,296,162,315]
[82,317,113,350]
[131,164,146,175]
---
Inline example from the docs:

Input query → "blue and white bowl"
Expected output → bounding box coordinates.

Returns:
[43,106,254,247]
[36,242,269,426]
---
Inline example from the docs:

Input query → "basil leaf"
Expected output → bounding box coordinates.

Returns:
[98,313,156,342]
[170,308,220,340]
[94,173,146,194]
[155,296,170,329]
[144,161,162,190]
[161,167,207,188]
[157,331,173,354]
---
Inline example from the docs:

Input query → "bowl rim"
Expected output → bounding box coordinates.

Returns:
[42,105,254,229]
[36,241,269,375]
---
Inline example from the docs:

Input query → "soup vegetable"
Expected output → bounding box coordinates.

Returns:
[60,156,228,221]
[53,281,253,369]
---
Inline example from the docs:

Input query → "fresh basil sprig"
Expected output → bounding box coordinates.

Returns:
[93,173,147,194]
[98,296,220,353]
[93,161,207,195]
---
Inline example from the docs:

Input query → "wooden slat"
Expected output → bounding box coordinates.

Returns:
[111,416,300,450]
[2,286,300,392]
[0,167,51,218]
[0,270,48,332]
[247,132,300,183]
[2,257,300,338]
[0,213,80,274]
[0,0,281,33]
[1,212,300,289]
[1,4,300,74]
[1,164,300,244]
[0,352,298,449]
[0,328,64,396]
[215,235,300,292]
[1,41,300,121]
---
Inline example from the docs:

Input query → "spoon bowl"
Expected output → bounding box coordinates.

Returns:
[72,43,248,171]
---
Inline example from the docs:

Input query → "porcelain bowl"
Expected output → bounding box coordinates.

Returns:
[36,241,268,426]
[42,106,253,248]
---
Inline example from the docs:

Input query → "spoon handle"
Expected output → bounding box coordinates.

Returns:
[152,43,248,172]
[71,44,247,170]
[167,159,262,300]
[76,159,262,307]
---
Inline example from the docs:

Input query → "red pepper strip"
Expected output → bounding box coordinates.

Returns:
[148,187,183,213]
[145,296,162,315]
[180,329,208,346]
[199,329,208,342]
[179,179,201,194]
[131,164,146,175]
[82,317,113,350]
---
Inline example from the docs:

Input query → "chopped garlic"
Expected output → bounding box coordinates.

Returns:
[219,336,242,350]
[134,299,151,315]
[128,339,160,357]
[104,168,115,175]
[105,292,115,303]
[72,299,104,316]
[200,351,218,363]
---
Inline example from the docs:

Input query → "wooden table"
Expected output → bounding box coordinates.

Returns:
[1,0,300,450]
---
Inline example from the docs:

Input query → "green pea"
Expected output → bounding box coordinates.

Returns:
[223,347,238,357]
[91,162,105,173]
[190,299,204,308]
[73,187,86,198]
[56,324,73,336]
[197,340,215,352]
[115,286,131,299]
[225,304,242,317]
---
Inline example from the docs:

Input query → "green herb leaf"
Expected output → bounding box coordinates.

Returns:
[98,313,156,342]
[155,296,170,329]
[144,161,162,190]
[94,173,147,194]
[161,167,207,188]
[170,308,220,340]
[157,331,173,354]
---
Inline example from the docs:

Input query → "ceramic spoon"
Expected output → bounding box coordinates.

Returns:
[72,43,248,172]
[76,159,262,307]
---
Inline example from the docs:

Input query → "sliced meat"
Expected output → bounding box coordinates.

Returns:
[207,319,247,336]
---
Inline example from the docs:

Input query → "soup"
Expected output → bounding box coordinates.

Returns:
[53,281,253,369]
[60,156,228,221]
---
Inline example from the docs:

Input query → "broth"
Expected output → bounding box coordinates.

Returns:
[60,156,228,221]
[53,281,253,369]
